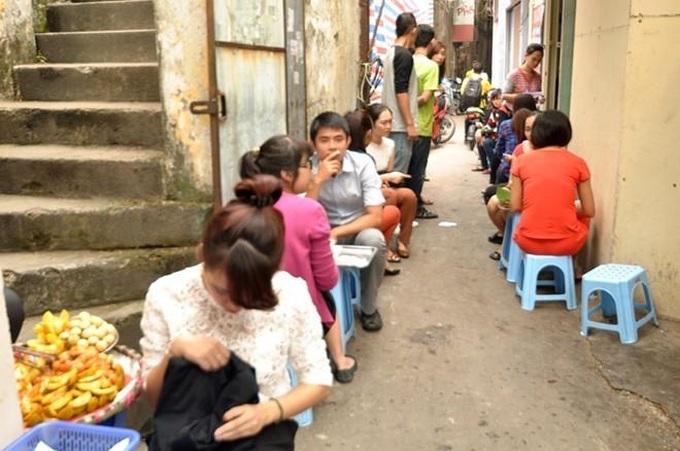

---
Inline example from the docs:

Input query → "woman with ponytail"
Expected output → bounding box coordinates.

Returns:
[240,135,358,383]
[140,174,332,448]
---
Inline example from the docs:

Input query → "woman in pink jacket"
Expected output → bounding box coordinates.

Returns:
[240,136,358,383]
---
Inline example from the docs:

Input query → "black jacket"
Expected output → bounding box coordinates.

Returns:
[149,353,259,451]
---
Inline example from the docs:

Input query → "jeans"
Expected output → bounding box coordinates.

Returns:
[483,138,499,184]
[405,136,431,204]
[389,131,413,174]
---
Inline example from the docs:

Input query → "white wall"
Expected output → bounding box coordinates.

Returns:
[0,278,24,447]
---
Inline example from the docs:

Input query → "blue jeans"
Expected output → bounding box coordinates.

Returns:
[405,136,431,204]
[389,132,413,174]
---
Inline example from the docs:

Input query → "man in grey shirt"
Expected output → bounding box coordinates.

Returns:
[308,112,387,332]
[381,12,419,174]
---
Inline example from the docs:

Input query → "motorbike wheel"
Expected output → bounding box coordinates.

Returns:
[449,97,461,116]
[438,115,456,144]
[466,124,476,150]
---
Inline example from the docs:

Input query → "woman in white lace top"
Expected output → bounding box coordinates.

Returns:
[140,175,332,446]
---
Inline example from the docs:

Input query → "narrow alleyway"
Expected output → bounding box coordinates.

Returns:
[297,118,680,450]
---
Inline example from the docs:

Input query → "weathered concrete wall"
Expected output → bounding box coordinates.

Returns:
[571,0,680,319]
[0,0,36,99]
[153,0,212,199]
[304,0,360,123]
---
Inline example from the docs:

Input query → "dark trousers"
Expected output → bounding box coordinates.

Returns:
[405,136,431,204]
[483,138,500,184]
[253,421,298,450]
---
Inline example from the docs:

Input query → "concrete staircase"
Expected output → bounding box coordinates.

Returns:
[1,0,210,347]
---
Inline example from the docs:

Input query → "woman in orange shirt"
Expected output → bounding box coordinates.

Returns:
[510,110,595,255]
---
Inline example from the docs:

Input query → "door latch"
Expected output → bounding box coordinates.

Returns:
[189,92,227,120]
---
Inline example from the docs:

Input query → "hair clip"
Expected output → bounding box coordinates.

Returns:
[249,195,274,207]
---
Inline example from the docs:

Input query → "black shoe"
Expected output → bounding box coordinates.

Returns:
[416,207,438,219]
[360,310,383,332]
[488,233,503,245]
[384,267,401,276]
[331,355,358,383]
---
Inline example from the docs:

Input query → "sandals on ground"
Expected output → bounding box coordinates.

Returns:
[489,250,501,261]
[397,242,410,259]
[387,252,401,263]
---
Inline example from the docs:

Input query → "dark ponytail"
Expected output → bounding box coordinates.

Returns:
[201,174,285,310]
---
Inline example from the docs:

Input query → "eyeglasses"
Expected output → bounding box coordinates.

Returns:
[299,160,312,169]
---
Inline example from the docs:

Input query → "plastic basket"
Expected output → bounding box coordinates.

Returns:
[5,421,140,451]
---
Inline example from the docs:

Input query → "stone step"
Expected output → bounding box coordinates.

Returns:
[47,1,154,32]
[2,247,196,318]
[0,194,210,252]
[0,145,163,199]
[36,30,157,63]
[0,101,162,147]
[14,63,159,102]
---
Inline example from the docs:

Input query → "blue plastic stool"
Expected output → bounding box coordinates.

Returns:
[345,266,361,307]
[516,254,577,311]
[286,364,313,427]
[329,268,357,353]
[580,264,659,344]
[499,213,523,283]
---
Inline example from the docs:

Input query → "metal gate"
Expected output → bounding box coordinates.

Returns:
[192,0,306,207]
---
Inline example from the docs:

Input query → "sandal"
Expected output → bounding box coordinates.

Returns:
[332,355,358,383]
[471,167,486,172]
[387,252,401,263]
[489,250,501,261]
[397,242,410,259]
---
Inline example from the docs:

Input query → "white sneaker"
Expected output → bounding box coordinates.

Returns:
[412,221,419,228]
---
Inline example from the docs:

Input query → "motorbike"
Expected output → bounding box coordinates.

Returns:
[440,76,462,115]
[463,106,485,151]
[432,92,456,146]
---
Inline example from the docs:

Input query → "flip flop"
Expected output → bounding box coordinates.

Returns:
[471,167,486,172]
[387,253,401,263]
[489,250,501,261]
[397,242,410,259]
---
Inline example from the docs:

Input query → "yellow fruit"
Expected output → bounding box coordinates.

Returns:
[76,380,102,392]
[78,370,103,383]
[87,395,100,413]
[41,386,68,406]
[69,391,93,410]
[45,373,71,392]
[47,391,73,412]
[26,338,42,349]
[53,404,75,421]
[90,386,116,397]
[59,309,70,323]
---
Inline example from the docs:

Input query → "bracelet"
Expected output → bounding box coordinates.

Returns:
[270,397,284,423]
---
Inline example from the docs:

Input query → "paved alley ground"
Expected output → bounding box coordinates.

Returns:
[297,118,680,450]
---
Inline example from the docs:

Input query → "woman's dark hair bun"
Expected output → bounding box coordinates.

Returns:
[234,174,283,208]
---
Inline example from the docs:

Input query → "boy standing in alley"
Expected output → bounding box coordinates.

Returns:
[307,112,387,332]
[409,24,438,219]
[381,12,418,175]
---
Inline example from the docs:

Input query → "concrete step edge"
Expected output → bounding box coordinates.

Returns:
[14,62,158,70]
[0,145,162,162]
[0,101,160,111]
[0,194,208,214]
[36,29,155,37]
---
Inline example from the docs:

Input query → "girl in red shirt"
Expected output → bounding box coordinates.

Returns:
[510,110,595,255]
